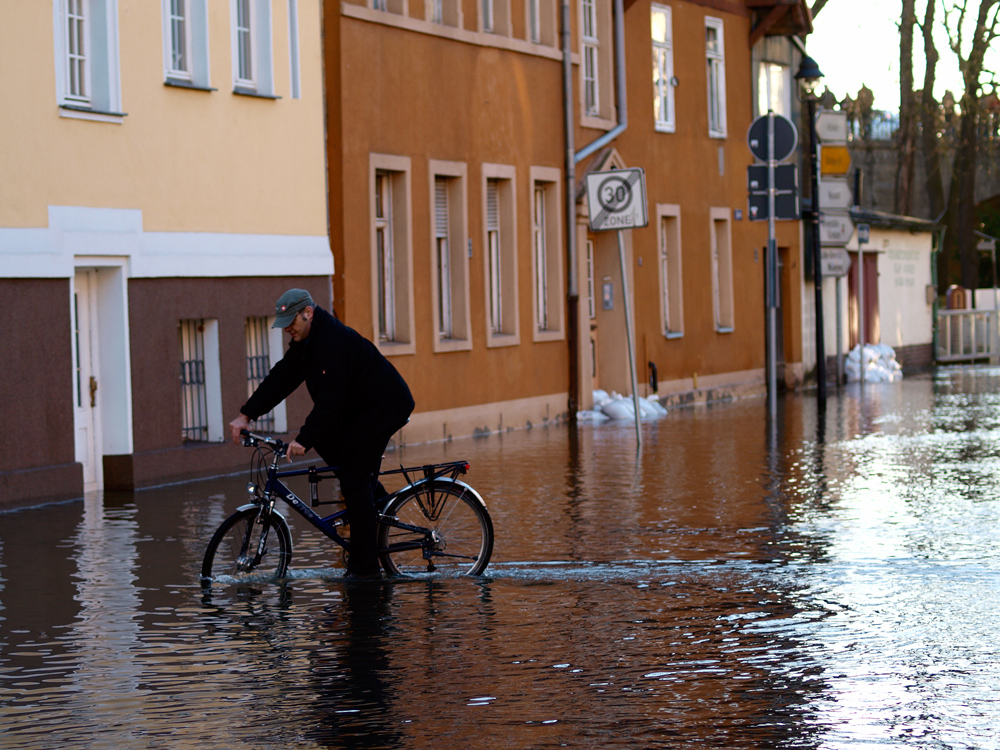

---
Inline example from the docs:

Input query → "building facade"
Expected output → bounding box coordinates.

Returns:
[324,0,812,443]
[1,1,332,507]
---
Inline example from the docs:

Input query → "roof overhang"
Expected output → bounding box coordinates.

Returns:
[748,0,813,47]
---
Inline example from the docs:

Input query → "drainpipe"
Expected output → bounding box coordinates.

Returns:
[563,0,628,413]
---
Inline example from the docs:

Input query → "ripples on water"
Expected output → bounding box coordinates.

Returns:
[2,368,1000,748]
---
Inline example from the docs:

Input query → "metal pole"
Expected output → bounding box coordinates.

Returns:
[858,235,865,384]
[766,112,778,419]
[836,276,844,385]
[809,99,826,399]
[617,229,643,447]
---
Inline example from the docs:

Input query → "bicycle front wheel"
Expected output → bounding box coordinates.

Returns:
[202,507,292,584]
[378,481,494,576]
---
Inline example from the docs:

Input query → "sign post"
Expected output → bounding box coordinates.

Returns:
[585,168,649,446]
[747,112,798,418]
[857,222,869,383]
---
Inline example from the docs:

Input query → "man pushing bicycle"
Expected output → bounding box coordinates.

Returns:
[229,288,414,579]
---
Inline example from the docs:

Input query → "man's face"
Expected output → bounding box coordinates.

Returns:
[284,306,313,342]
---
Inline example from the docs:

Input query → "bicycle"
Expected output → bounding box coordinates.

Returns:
[201,429,494,583]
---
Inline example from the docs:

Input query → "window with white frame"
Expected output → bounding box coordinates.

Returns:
[580,0,613,122]
[430,162,471,351]
[427,0,461,25]
[179,318,223,442]
[231,0,274,96]
[245,317,287,433]
[705,17,727,137]
[710,208,734,332]
[651,4,675,132]
[162,0,211,88]
[657,205,683,337]
[483,165,519,345]
[756,61,790,118]
[373,0,407,13]
[531,167,564,340]
[371,155,415,354]
[585,239,596,319]
[54,0,123,119]
[582,0,599,116]
[525,0,555,44]
[481,0,510,34]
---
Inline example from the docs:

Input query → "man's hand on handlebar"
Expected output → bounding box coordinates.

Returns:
[286,440,308,462]
[229,413,251,444]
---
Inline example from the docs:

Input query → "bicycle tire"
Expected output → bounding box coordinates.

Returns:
[202,506,293,583]
[378,480,494,576]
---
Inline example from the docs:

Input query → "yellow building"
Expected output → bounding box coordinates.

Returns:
[1,1,331,506]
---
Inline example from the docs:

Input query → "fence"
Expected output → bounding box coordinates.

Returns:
[936,309,999,362]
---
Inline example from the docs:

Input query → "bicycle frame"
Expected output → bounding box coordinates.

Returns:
[247,443,473,555]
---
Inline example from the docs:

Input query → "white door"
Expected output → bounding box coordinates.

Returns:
[73,269,103,492]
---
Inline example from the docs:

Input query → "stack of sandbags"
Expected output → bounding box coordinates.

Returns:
[845,343,903,383]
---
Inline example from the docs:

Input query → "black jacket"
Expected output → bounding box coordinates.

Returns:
[241,306,414,451]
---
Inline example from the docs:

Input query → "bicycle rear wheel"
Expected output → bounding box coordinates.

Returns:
[378,481,494,576]
[202,506,292,584]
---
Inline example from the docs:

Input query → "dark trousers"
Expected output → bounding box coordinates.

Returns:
[314,430,395,574]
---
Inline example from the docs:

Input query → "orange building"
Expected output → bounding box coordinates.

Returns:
[323,0,813,444]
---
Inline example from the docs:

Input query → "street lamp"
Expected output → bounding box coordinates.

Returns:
[797,55,826,400]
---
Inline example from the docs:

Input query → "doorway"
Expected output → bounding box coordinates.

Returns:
[848,251,880,347]
[73,269,102,492]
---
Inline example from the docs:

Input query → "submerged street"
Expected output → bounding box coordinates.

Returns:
[3,367,1000,748]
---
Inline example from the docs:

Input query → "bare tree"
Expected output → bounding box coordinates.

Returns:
[942,0,1000,290]
[896,0,918,215]
[917,0,947,221]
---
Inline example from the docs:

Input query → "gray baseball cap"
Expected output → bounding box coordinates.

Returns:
[272,288,314,328]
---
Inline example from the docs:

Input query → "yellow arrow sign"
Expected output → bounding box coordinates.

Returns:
[821,145,852,175]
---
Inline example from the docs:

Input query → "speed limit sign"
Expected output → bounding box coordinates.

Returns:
[585,168,649,232]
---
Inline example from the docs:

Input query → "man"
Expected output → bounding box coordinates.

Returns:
[229,289,414,579]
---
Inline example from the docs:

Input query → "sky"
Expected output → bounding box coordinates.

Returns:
[805,0,997,113]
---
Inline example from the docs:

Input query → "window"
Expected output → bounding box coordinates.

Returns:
[657,204,683,337]
[705,17,727,137]
[162,0,211,88]
[231,0,274,96]
[585,239,596,319]
[373,0,407,13]
[427,0,461,25]
[526,0,555,44]
[582,0,599,115]
[710,208,734,332]
[483,164,519,345]
[756,62,790,118]
[651,4,675,132]
[429,161,471,351]
[179,319,222,442]
[288,0,301,98]
[245,317,287,433]
[481,0,510,34]
[370,154,415,355]
[54,0,123,120]
[530,167,564,341]
[580,0,613,123]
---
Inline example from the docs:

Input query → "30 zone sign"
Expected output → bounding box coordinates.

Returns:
[585,168,649,232]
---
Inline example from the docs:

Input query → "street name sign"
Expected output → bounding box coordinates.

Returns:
[818,177,853,210]
[747,114,798,162]
[821,247,851,276]
[815,110,849,143]
[820,212,854,245]
[585,168,649,232]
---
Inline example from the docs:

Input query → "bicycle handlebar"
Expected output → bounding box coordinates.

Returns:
[240,428,287,457]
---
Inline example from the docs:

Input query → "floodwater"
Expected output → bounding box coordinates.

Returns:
[3,368,1000,749]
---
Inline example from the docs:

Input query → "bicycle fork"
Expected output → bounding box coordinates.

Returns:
[237,503,275,572]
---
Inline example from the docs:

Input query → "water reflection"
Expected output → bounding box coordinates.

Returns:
[3,369,1000,747]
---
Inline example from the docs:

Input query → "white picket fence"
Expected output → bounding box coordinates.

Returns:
[936,309,999,362]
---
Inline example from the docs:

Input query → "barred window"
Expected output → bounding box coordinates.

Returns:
[245,316,275,432]
[179,319,209,442]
